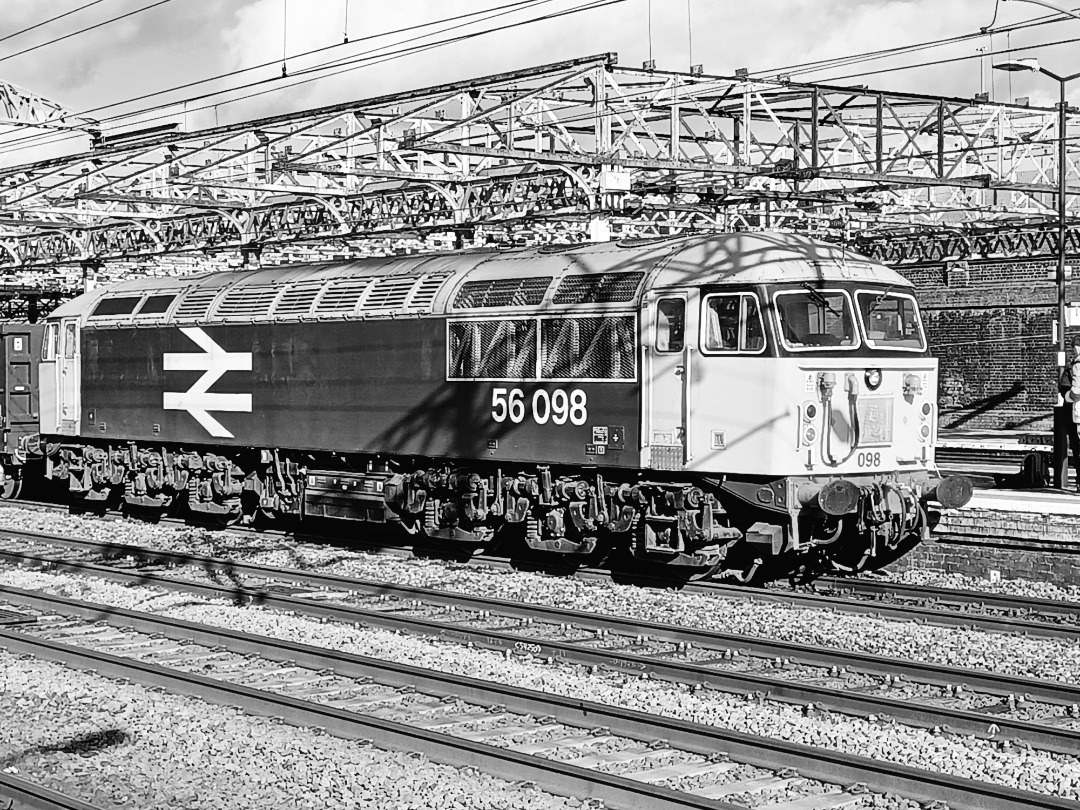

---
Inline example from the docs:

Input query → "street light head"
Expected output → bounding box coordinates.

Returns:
[994,57,1042,73]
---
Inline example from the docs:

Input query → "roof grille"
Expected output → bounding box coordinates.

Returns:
[314,278,372,316]
[172,288,222,322]
[274,282,324,317]
[552,271,645,304]
[453,276,552,309]
[364,276,415,310]
[214,285,280,320]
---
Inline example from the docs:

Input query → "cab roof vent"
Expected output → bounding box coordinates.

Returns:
[172,288,222,322]
[552,271,645,304]
[214,285,280,320]
[453,276,552,309]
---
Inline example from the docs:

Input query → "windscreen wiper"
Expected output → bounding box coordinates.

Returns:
[802,284,841,317]
[868,285,894,314]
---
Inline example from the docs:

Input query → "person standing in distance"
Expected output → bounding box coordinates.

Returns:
[1057,338,1080,490]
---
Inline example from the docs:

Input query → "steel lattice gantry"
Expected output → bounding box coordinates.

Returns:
[0,52,1077,270]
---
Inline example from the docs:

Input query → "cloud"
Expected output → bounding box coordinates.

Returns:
[0,0,1074,143]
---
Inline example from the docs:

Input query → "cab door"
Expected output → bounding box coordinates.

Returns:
[57,318,80,435]
[645,291,696,470]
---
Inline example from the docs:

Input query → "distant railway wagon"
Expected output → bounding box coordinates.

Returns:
[33,233,970,582]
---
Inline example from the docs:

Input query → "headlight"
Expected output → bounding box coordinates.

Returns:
[865,368,882,390]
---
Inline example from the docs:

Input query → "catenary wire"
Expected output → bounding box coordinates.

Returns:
[0,0,1061,154]
[0,0,568,154]
[0,0,174,66]
[0,0,1070,197]
[0,0,109,46]
[0,0,619,165]
[751,4,1080,80]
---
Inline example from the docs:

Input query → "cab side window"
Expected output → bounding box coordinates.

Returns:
[656,298,685,353]
[63,323,78,359]
[703,293,765,353]
[41,323,58,361]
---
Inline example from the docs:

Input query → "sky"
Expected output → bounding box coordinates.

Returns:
[0,0,1078,163]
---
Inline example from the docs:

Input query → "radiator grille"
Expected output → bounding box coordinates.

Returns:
[453,277,552,309]
[553,271,644,304]
[449,319,537,379]
[540,316,636,379]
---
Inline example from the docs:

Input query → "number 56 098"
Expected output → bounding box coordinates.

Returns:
[491,387,587,426]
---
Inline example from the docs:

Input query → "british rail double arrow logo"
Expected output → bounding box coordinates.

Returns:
[162,327,252,438]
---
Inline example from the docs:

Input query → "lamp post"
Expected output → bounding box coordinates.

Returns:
[994,58,1080,488]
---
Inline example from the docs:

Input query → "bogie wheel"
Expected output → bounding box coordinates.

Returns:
[575,535,612,571]
[0,476,22,500]
[218,509,243,528]
[397,515,424,536]
[682,561,723,582]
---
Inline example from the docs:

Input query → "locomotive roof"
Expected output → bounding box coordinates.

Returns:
[52,232,911,324]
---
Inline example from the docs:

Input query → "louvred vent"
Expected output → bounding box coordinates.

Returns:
[453,277,552,309]
[172,288,222,322]
[314,278,372,316]
[552,271,645,304]
[274,282,323,317]
[214,285,280,319]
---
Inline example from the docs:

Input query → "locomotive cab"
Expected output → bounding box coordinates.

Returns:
[643,268,970,578]
[39,318,82,437]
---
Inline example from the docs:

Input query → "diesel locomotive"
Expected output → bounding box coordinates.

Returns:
[27,232,971,582]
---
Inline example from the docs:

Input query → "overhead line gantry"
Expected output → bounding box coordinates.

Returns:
[0,52,1076,274]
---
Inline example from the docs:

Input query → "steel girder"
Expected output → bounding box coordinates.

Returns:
[0,286,73,320]
[856,221,1080,265]
[0,80,95,132]
[0,52,1078,268]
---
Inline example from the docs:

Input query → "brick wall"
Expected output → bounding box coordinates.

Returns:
[894,254,1080,432]
[888,508,1080,585]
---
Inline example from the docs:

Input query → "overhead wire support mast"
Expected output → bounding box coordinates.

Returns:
[0,52,1076,268]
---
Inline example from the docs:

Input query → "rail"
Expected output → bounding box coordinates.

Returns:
[4,533,1080,757]
[1,584,1074,810]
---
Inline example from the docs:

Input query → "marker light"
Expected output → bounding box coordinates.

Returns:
[865,368,882,390]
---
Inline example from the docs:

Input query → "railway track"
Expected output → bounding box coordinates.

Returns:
[4,529,1080,763]
[805,574,1080,627]
[6,502,1080,639]
[0,772,102,810]
[2,584,1076,810]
